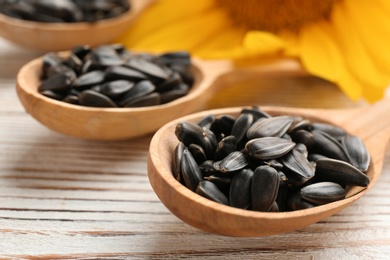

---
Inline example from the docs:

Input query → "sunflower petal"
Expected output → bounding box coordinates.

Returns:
[330,0,390,101]
[117,0,216,49]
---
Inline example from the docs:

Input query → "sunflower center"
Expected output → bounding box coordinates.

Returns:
[215,0,339,32]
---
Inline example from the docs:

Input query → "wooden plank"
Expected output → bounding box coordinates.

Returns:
[1,36,390,258]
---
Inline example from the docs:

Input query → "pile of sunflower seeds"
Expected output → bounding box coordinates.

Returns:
[38,44,194,107]
[0,0,131,23]
[173,107,370,212]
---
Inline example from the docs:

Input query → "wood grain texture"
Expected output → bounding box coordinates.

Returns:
[1,38,390,258]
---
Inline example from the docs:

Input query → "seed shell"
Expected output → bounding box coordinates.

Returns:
[196,181,229,205]
[245,137,296,160]
[229,168,253,209]
[301,182,346,205]
[217,151,248,173]
[181,149,203,192]
[251,165,280,212]
[247,116,293,139]
[315,158,370,187]
[341,135,370,172]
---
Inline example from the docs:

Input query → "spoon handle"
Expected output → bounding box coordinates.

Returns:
[194,58,308,99]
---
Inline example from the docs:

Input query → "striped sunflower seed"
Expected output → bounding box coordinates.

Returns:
[172,142,185,182]
[311,130,350,162]
[341,135,370,172]
[245,137,296,160]
[247,116,293,139]
[215,135,237,161]
[251,165,280,212]
[301,182,346,205]
[280,147,315,183]
[231,113,254,148]
[215,151,248,173]
[181,148,203,191]
[315,158,370,187]
[229,168,253,209]
[196,181,229,205]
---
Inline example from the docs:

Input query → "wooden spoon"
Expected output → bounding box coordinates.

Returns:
[16,54,306,140]
[147,98,390,236]
[0,0,152,51]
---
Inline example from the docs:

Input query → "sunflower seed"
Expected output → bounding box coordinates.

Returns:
[62,94,79,104]
[280,148,315,182]
[288,117,311,133]
[251,165,280,212]
[74,70,106,89]
[308,153,329,162]
[210,115,235,138]
[204,175,231,195]
[105,66,147,82]
[181,149,203,192]
[216,151,248,173]
[172,142,185,182]
[311,130,350,162]
[341,135,370,172]
[197,114,216,129]
[156,72,182,92]
[290,129,315,150]
[175,121,204,148]
[119,80,156,106]
[315,158,370,187]
[40,90,64,100]
[231,113,254,147]
[264,159,283,170]
[160,88,188,104]
[123,92,161,107]
[126,58,169,83]
[277,171,289,185]
[294,143,308,157]
[188,143,207,164]
[78,90,117,107]
[241,107,271,121]
[229,168,253,209]
[199,160,217,177]
[288,191,316,210]
[301,182,346,205]
[215,135,237,161]
[38,71,75,91]
[311,122,347,141]
[269,201,279,212]
[247,116,293,139]
[196,181,229,205]
[99,80,134,98]
[156,51,191,66]
[201,127,218,159]
[91,45,125,67]
[245,137,296,160]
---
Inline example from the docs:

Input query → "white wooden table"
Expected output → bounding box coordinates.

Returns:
[1,38,390,259]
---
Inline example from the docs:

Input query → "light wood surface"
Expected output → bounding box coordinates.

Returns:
[1,38,390,258]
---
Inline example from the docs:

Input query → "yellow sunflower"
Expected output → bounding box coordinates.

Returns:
[118,0,390,102]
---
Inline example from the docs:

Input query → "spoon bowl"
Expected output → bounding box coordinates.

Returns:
[16,49,305,140]
[147,100,390,236]
[0,0,151,51]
